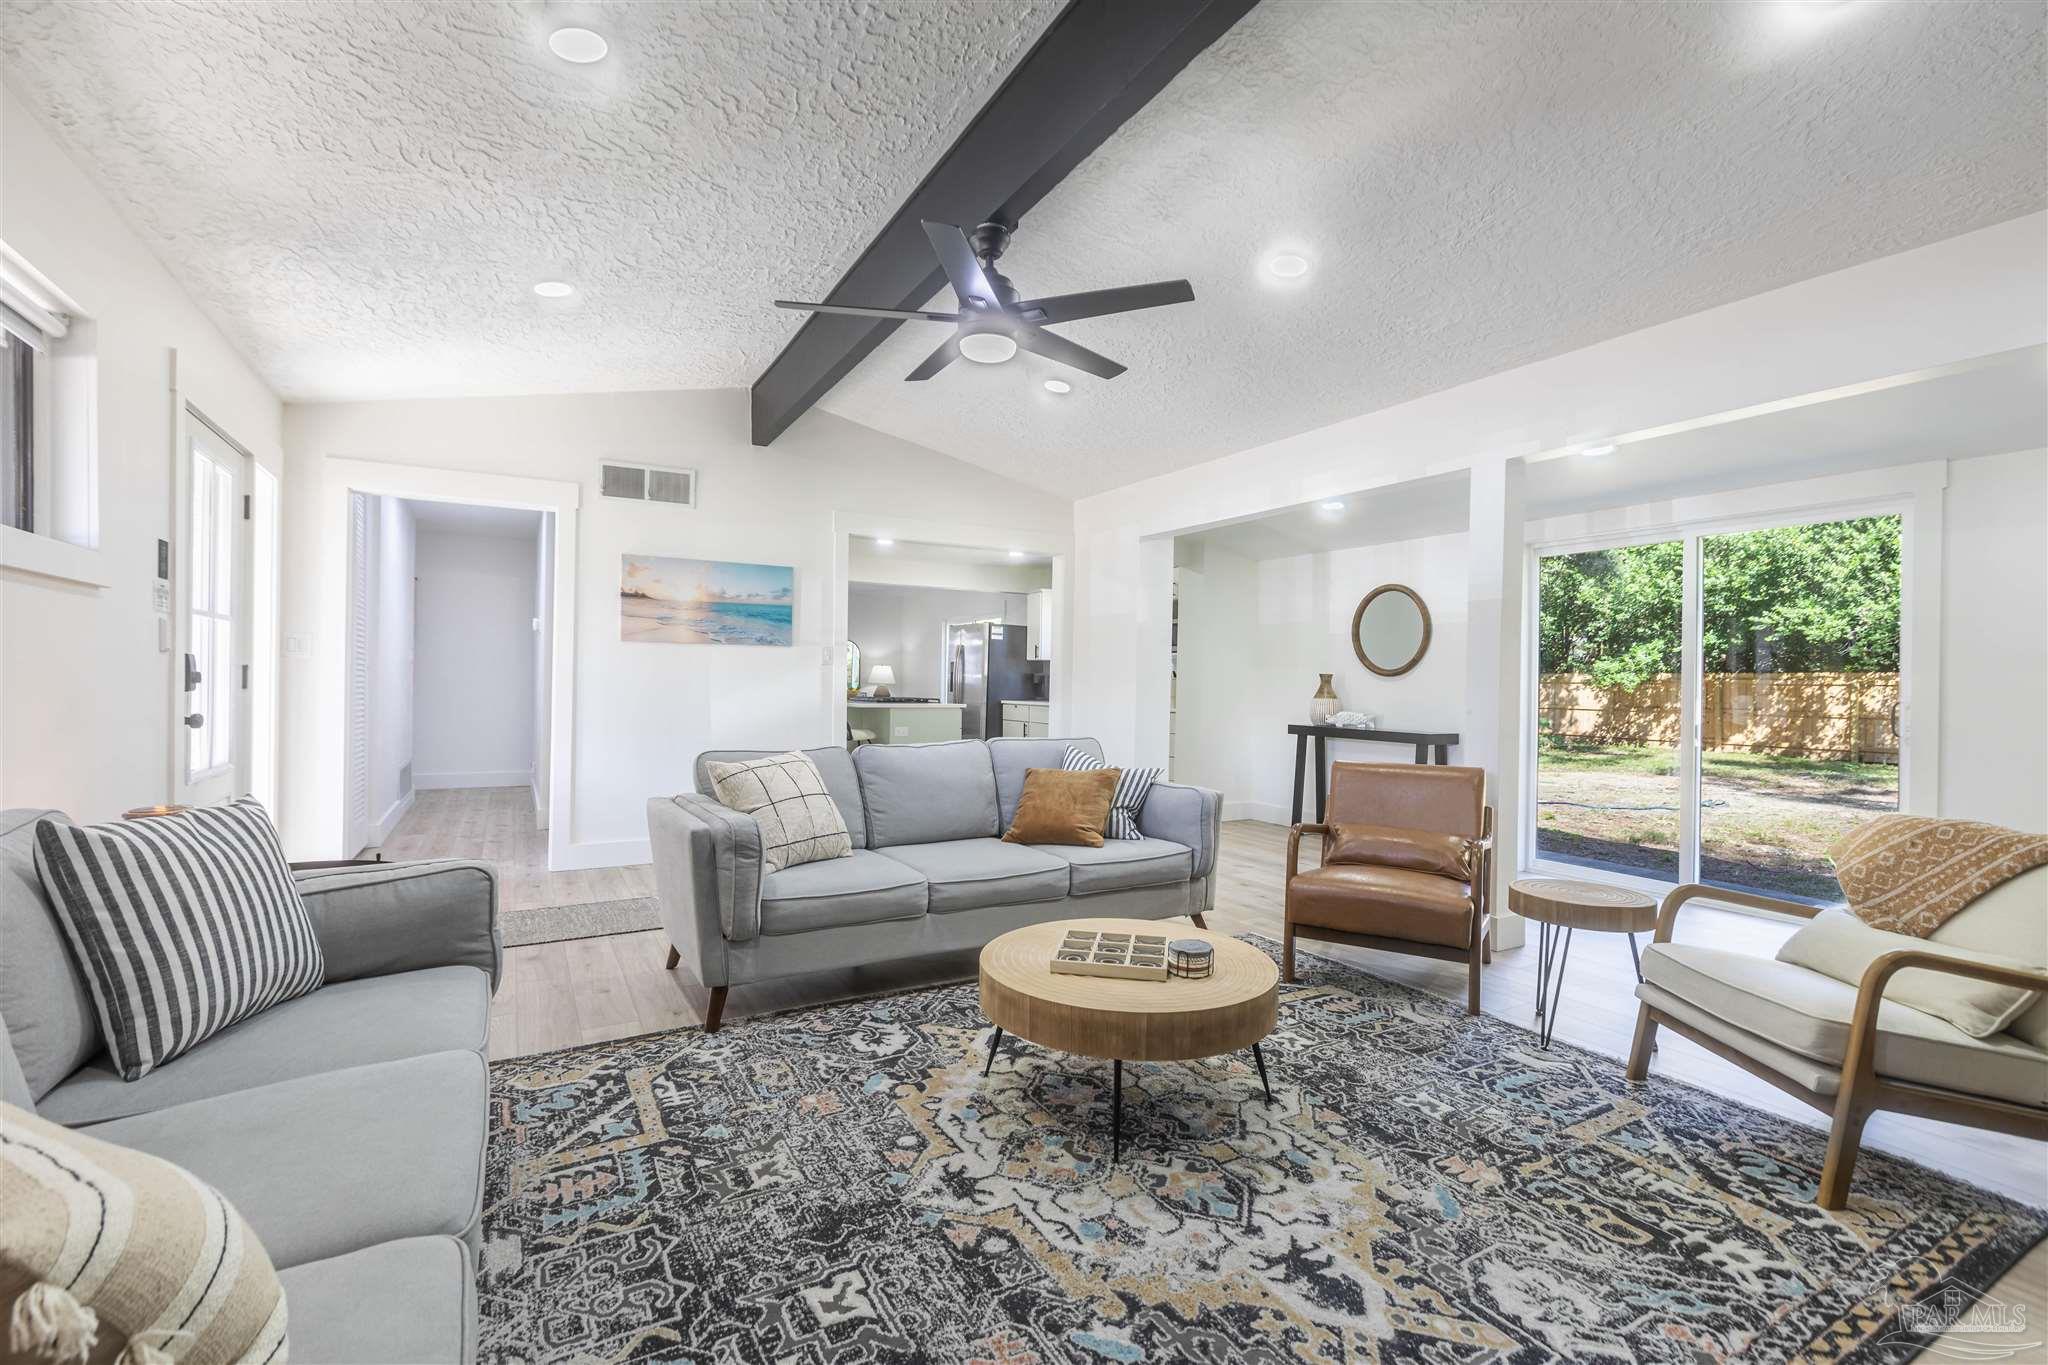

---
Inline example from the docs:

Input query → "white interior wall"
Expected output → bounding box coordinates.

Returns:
[366,495,416,840]
[847,547,1053,593]
[280,391,1070,863]
[1172,533,1470,822]
[1070,215,2048,778]
[0,82,283,820]
[848,582,1026,697]
[532,513,553,826]
[1940,448,2047,832]
[411,526,539,790]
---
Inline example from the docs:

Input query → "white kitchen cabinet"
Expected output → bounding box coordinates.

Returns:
[1002,700,1050,738]
[1027,590,1053,660]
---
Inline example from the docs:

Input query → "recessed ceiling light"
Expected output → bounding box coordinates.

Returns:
[873,537,894,548]
[959,332,1018,365]
[1043,378,1071,395]
[1318,500,1346,512]
[532,280,575,299]
[1582,443,1618,458]
[1266,253,1310,280]
[547,27,609,63]
[1007,550,1025,559]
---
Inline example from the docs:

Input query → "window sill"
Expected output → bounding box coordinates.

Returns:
[0,525,107,588]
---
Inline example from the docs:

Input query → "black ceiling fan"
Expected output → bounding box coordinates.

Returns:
[774,219,1193,382]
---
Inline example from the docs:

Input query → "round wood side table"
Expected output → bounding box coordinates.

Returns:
[978,917,1279,1160]
[1508,878,1658,1048]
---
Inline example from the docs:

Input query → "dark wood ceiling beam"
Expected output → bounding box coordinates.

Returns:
[749,0,1259,446]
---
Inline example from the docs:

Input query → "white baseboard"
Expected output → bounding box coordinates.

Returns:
[531,777,548,831]
[371,790,415,846]
[551,837,651,871]
[1223,800,1289,826]
[414,770,532,791]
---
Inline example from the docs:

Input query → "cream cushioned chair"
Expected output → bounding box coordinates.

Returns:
[1627,866,2048,1209]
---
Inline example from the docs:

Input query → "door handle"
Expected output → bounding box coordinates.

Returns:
[183,713,204,730]
[183,652,203,693]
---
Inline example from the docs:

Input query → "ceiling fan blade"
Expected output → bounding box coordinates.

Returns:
[920,221,1003,311]
[905,335,961,381]
[775,300,961,323]
[1015,280,1194,325]
[1016,327,1126,379]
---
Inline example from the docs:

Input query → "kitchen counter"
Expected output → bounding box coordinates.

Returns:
[848,700,966,744]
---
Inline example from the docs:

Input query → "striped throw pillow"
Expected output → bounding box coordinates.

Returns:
[1062,746,1160,840]
[33,798,324,1082]
[2,1101,288,1362]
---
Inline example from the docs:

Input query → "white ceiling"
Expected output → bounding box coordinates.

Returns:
[822,0,2046,495]
[402,498,543,538]
[4,1,2041,500]
[0,0,1058,400]
[1177,345,2048,561]
[851,536,1050,567]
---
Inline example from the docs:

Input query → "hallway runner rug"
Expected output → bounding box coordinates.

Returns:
[498,896,660,948]
[477,935,2044,1363]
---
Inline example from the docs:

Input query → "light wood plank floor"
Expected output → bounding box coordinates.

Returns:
[396,791,2047,1356]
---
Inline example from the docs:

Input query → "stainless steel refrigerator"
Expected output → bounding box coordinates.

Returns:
[945,620,1046,740]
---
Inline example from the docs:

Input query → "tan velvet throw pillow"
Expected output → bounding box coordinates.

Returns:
[1003,768,1119,848]
[1325,823,1478,881]
[1,1101,289,1364]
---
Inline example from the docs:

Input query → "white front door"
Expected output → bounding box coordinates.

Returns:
[172,414,250,807]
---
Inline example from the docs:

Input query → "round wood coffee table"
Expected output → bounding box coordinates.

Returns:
[1508,877,1658,1048]
[978,917,1279,1160]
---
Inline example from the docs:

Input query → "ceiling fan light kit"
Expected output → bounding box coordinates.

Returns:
[773,219,1193,385]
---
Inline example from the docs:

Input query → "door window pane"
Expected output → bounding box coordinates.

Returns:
[186,447,236,781]
[1535,542,1684,882]
[1698,515,1901,903]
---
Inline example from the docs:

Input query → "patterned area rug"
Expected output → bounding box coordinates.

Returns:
[499,896,660,948]
[479,937,2045,1363]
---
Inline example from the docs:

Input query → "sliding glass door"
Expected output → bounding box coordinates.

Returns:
[1534,542,1684,882]
[1532,511,1904,904]
[1697,516,1901,902]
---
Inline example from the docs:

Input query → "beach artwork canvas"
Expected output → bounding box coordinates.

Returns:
[621,554,794,646]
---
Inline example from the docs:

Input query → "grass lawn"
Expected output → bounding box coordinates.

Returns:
[1534,740,1897,903]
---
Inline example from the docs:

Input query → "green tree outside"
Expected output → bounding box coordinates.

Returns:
[1539,515,1901,691]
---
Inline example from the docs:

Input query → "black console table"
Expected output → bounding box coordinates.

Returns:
[1286,724,1462,824]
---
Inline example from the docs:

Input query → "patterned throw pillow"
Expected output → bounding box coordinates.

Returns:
[1,1101,289,1362]
[33,799,324,1082]
[1061,746,1160,840]
[706,751,854,873]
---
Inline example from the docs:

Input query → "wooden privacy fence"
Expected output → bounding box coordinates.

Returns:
[1538,672,1900,763]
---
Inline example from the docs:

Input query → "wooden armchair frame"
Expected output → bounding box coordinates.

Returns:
[1283,807,1495,1013]
[1626,884,2048,1209]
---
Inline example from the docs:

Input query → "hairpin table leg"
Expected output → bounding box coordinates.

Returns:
[1251,1043,1273,1104]
[1111,1060,1123,1163]
[984,1025,1003,1077]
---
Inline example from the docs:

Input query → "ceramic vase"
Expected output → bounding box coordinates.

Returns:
[1309,673,1340,724]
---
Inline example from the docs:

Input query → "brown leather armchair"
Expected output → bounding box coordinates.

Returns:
[1284,762,1494,1012]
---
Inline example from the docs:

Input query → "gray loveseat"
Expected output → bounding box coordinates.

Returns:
[0,808,498,1364]
[647,737,1222,1029]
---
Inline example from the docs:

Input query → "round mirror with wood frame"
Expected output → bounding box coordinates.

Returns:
[1351,584,1432,677]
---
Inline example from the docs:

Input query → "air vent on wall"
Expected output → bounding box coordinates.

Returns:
[600,461,697,508]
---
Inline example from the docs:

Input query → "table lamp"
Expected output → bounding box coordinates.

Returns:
[867,665,895,699]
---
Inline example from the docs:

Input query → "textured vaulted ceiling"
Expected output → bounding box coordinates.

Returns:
[0,0,1059,399]
[818,0,2046,494]
[5,1,2043,499]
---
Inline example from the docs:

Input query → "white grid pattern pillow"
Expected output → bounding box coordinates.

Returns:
[1061,746,1160,840]
[706,751,853,873]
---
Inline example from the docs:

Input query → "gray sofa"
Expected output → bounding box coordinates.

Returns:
[647,737,1222,1029]
[0,808,498,1364]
